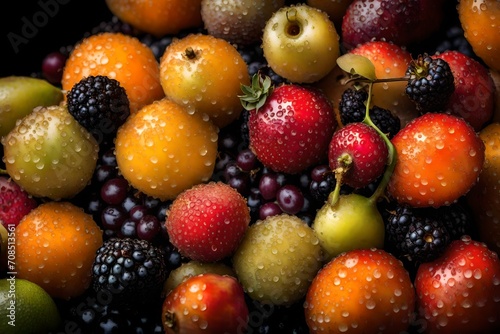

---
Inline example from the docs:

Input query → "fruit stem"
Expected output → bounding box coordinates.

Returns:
[362,82,397,203]
[0,168,6,174]
[327,169,344,207]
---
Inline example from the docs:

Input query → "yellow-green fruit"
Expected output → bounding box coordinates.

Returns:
[0,76,63,138]
[232,214,323,306]
[466,122,500,254]
[0,278,61,334]
[2,105,99,200]
[163,260,236,296]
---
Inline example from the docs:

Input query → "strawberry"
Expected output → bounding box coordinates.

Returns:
[415,236,500,334]
[304,248,416,333]
[165,181,250,262]
[0,176,38,228]
[162,273,249,334]
[328,122,389,189]
[387,112,485,208]
[435,50,495,131]
[239,74,337,174]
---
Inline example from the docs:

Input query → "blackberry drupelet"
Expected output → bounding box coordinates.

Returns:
[91,238,168,304]
[384,203,470,264]
[405,54,455,112]
[338,87,368,125]
[369,106,401,138]
[66,75,130,141]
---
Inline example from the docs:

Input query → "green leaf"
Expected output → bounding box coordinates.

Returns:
[238,72,274,112]
[336,54,377,81]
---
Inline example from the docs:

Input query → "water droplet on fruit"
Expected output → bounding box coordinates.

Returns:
[365,299,376,310]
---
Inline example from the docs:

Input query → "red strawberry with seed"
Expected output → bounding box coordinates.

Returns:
[240,74,337,174]
[387,112,484,208]
[162,273,249,334]
[0,176,38,228]
[165,181,250,262]
[415,236,500,334]
[435,50,495,131]
[328,122,389,189]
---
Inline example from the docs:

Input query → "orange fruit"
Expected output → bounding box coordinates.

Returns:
[458,0,500,71]
[61,32,164,114]
[159,33,250,128]
[304,248,416,334]
[115,98,218,201]
[15,201,103,300]
[105,0,203,37]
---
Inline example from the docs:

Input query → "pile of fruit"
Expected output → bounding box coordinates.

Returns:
[1,0,500,333]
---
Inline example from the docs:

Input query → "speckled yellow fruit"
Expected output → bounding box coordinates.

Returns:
[2,104,99,200]
[466,122,500,254]
[160,33,250,128]
[232,214,323,306]
[115,98,218,200]
[458,0,500,71]
[15,201,103,300]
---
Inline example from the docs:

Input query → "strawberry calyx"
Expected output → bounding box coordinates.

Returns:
[239,72,274,112]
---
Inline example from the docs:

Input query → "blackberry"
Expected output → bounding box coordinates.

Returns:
[405,54,455,112]
[66,75,130,142]
[91,238,168,304]
[384,203,470,264]
[338,87,368,125]
[369,106,401,138]
[339,88,400,138]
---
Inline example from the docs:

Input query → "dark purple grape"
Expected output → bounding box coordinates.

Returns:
[143,196,161,210]
[101,149,117,166]
[156,202,170,223]
[100,178,129,205]
[311,165,331,182]
[121,194,143,212]
[101,206,126,231]
[41,51,67,84]
[129,205,148,222]
[94,165,117,184]
[228,175,251,196]
[276,185,305,215]
[120,219,137,238]
[224,162,242,181]
[236,149,257,172]
[137,215,161,241]
[259,173,280,201]
[215,152,233,171]
[259,202,283,220]
[86,195,103,220]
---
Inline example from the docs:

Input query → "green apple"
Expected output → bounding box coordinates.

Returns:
[312,193,385,261]
[0,76,63,138]
[2,104,98,200]
[262,4,340,83]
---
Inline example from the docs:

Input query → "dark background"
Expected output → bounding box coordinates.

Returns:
[0,0,113,78]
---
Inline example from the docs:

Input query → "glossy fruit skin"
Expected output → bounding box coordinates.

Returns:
[435,50,495,131]
[304,248,416,334]
[0,176,38,228]
[62,32,164,114]
[105,0,203,37]
[415,236,500,334]
[201,0,285,46]
[458,0,500,71]
[328,122,388,189]
[387,112,485,208]
[165,182,250,262]
[466,123,500,254]
[341,0,444,50]
[262,4,340,83]
[162,273,249,334]
[115,98,218,201]
[312,193,385,261]
[307,0,354,28]
[160,33,250,128]
[2,105,99,200]
[248,84,336,174]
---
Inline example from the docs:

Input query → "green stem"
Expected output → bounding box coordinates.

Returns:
[327,170,344,207]
[361,82,397,204]
[0,168,7,174]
